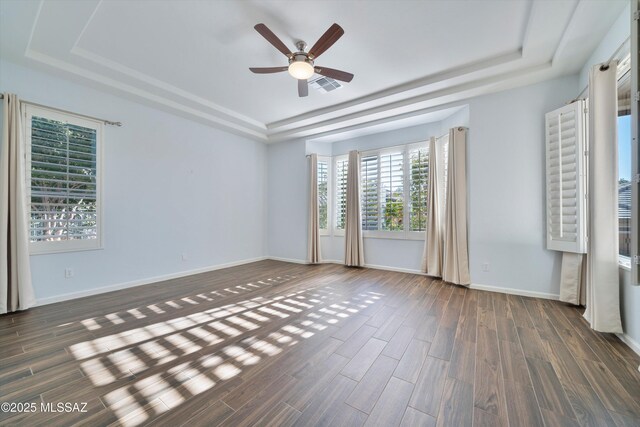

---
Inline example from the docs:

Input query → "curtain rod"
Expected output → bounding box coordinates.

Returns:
[0,94,122,127]
[568,36,630,104]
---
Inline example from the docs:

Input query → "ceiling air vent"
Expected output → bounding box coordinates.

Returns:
[309,76,342,93]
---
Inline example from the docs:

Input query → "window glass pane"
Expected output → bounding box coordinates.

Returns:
[619,115,631,257]
[361,155,379,230]
[380,152,404,231]
[30,116,98,243]
[409,147,429,231]
[618,59,631,258]
[318,160,328,230]
[335,158,348,230]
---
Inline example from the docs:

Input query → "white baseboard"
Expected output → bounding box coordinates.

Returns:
[267,256,308,264]
[268,257,424,275]
[363,263,425,275]
[470,282,559,300]
[36,256,268,306]
[616,332,640,360]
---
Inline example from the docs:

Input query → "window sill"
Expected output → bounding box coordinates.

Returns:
[619,255,631,271]
[363,233,425,241]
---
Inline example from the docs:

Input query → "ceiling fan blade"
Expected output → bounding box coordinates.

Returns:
[249,66,288,74]
[298,79,308,97]
[308,23,344,59]
[254,23,292,57]
[314,66,354,82]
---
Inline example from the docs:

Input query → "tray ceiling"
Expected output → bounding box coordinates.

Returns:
[0,0,628,142]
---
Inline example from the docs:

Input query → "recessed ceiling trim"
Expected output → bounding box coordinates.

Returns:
[70,46,267,131]
[23,49,268,141]
[298,104,467,144]
[266,49,523,131]
[268,61,552,141]
[551,0,582,66]
[520,0,537,55]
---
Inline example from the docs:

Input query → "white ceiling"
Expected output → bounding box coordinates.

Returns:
[0,0,628,142]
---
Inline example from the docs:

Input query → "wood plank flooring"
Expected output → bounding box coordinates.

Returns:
[0,260,639,426]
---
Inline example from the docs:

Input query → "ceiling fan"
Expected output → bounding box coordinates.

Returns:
[249,23,354,97]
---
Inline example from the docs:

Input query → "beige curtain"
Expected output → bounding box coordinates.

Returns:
[583,62,622,333]
[559,252,585,305]
[345,150,364,266]
[442,127,470,285]
[422,136,442,276]
[1,94,36,314]
[308,153,321,264]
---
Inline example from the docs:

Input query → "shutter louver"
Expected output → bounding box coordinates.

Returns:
[335,157,349,230]
[317,160,328,230]
[29,116,98,242]
[380,151,404,231]
[409,147,429,232]
[361,155,379,230]
[545,100,587,253]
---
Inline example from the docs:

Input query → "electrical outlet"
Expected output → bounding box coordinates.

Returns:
[64,268,74,278]
[481,263,490,272]
[181,254,188,262]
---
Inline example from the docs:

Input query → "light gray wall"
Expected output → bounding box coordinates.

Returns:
[267,138,308,261]
[0,59,268,302]
[267,76,577,299]
[467,74,578,295]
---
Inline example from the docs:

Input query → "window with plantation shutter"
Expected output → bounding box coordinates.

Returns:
[317,158,329,233]
[24,105,103,254]
[409,146,429,232]
[334,156,348,232]
[361,154,379,230]
[545,100,587,253]
[380,151,404,231]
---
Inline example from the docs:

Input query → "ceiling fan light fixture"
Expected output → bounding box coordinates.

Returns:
[288,60,314,80]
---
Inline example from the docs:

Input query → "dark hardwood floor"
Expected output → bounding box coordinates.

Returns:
[0,260,639,426]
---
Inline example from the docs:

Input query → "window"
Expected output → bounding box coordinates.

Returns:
[330,142,431,239]
[544,101,588,253]
[379,151,404,231]
[617,55,631,262]
[317,157,330,233]
[24,105,103,254]
[361,154,379,230]
[334,156,348,232]
[409,146,429,232]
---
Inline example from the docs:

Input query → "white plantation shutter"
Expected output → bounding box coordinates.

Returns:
[25,105,102,253]
[545,100,587,253]
[317,159,329,231]
[361,154,379,230]
[379,151,404,231]
[335,156,348,230]
[409,146,429,232]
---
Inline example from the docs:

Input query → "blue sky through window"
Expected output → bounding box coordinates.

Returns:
[619,115,631,181]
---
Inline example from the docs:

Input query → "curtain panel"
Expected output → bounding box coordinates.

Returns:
[308,153,321,264]
[1,93,36,314]
[422,136,443,276]
[345,150,364,266]
[583,62,623,333]
[442,127,471,285]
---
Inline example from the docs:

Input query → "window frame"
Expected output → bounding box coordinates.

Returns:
[23,104,104,255]
[317,156,331,236]
[617,53,632,269]
[329,141,431,241]
[361,142,428,240]
[333,154,348,236]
